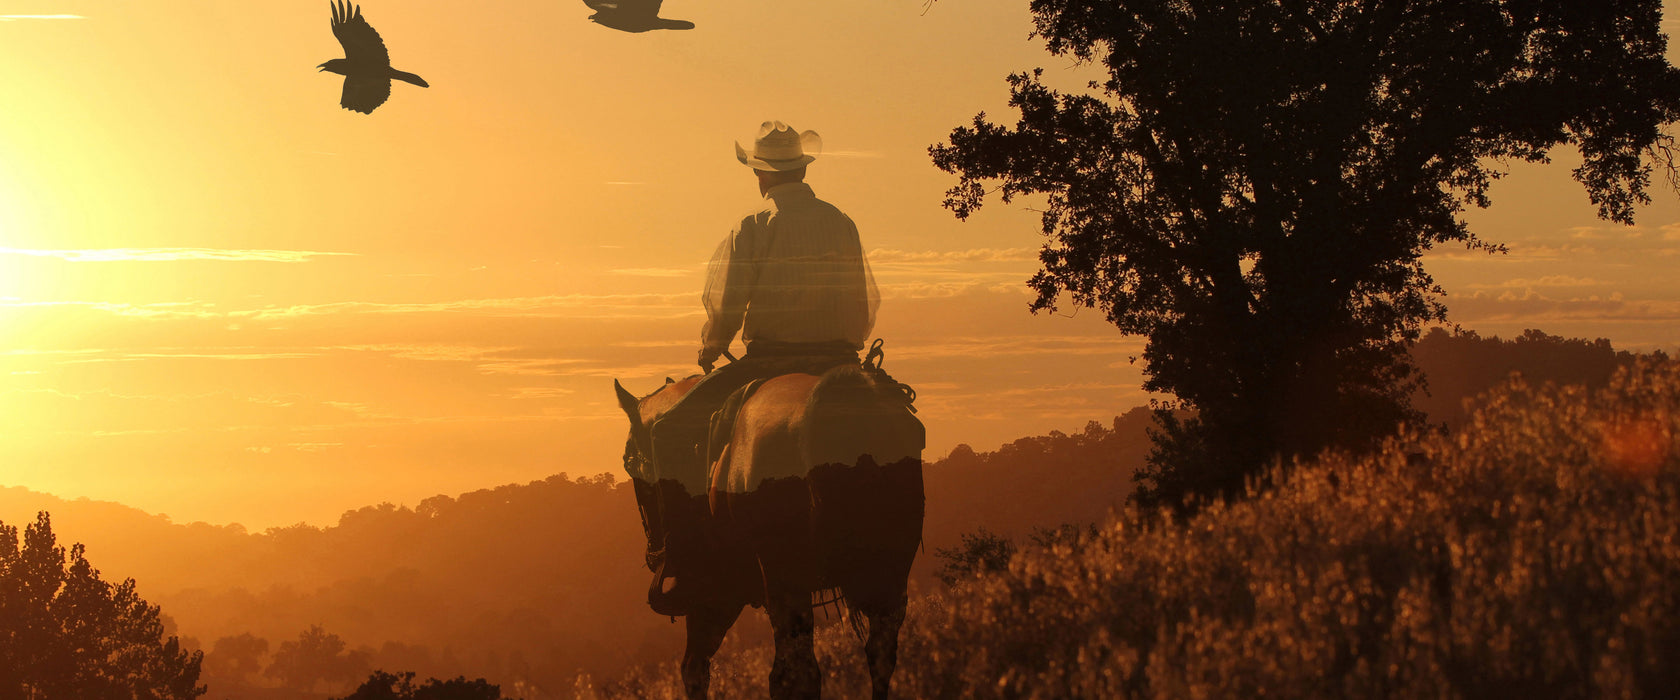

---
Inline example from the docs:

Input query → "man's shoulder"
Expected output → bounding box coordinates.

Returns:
[734,199,779,228]
[792,194,856,226]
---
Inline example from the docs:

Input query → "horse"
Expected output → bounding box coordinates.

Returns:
[613,361,925,699]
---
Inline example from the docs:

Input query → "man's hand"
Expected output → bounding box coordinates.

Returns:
[698,345,723,373]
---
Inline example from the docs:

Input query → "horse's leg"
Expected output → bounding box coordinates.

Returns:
[862,597,907,700]
[682,602,743,700]
[765,585,821,700]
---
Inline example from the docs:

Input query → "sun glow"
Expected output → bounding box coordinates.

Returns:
[0,172,40,302]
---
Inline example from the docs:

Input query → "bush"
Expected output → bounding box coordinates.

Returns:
[335,670,507,700]
[933,528,1016,586]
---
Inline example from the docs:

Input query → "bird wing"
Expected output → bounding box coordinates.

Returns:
[331,1,390,67]
[341,74,391,114]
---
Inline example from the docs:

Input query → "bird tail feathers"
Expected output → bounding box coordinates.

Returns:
[391,70,429,88]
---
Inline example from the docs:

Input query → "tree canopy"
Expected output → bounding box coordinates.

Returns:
[932,0,1680,508]
[0,512,205,699]
[267,624,373,692]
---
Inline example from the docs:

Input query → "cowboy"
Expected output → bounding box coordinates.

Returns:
[644,120,879,614]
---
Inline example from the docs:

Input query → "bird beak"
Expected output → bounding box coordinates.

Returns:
[317,63,328,71]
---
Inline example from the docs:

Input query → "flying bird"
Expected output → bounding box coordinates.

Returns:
[583,0,695,33]
[318,1,428,114]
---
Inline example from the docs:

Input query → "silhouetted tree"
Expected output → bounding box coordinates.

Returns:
[335,670,505,700]
[0,512,205,698]
[932,0,1680,510]
[266,624,371,693]
[204,632,270,686]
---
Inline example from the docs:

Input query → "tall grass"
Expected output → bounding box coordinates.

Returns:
[593,360,1680,699]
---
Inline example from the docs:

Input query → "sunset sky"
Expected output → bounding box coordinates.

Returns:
[4,0,1680,530]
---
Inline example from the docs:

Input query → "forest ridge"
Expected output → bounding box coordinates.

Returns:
[0,328,1652,696]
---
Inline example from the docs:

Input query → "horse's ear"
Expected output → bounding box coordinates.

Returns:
[664,377,675,384]
[613,379,639,420]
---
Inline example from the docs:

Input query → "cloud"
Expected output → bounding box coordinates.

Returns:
[1449,289,1680,323]
[507,387,577,400]
[823,150,886,159]
[0,248,354,262]
[301,343,598,377]
[235,294,700,321]
[868,247,1036,264]
[0,293,701,321]
[878,280,1031,300]
[611,267,692,277]
[910,380,1152,421]
[895,334,1143,361]
[1462,275,1606,290]
[612,340,691,349]
[24,348,323,365]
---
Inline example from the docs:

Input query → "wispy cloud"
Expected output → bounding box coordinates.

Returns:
[869,247,1036,264]
[1462,275,1606,290]
[877,280,1030,300]
[51,349,321,365]
[1428,225,1680,262]
[236,293,698,321]
[1450,289,1680,323]
[336,343,596,377]
[823,150,886,159]
[611,267,692,277]
[0,248,355,262]
[508,387,576,400]
[0,293,700,321]
[910,381,1152,421]
[895,334,1143,361]
[612,340,690,349]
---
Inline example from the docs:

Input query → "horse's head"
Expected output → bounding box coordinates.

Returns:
[612,375,702,482]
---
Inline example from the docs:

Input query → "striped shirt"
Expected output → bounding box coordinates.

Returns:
[702,182,879,355]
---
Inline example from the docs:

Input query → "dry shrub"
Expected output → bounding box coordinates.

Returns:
[599,360,1680,699]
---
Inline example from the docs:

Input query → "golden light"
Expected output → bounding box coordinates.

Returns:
[1600,411,1674,479]
[0,167,40,302]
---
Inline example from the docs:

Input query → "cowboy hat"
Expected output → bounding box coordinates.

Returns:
[735,121,822,171]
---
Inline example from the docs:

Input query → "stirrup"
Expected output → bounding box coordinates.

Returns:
[647,563,690,617]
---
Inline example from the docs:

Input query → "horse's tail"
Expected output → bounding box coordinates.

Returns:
[801,364,924,471]
[802,364,925,626]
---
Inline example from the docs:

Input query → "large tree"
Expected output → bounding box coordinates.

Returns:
[0,512,205,699]
[932,0,1680,508]
[266,624,372,693]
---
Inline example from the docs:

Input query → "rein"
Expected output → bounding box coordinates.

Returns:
[863,338,917,413]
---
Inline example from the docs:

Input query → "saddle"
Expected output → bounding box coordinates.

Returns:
[707,378,768,469]
[702,339,917,472]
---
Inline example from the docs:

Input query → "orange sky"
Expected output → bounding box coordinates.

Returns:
[3,1,1680,529]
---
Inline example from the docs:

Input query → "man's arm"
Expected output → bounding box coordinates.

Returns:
[700,221,754,369]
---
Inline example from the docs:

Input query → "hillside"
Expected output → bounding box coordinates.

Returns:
[598,358,1680,698]
[0,327,1649,698]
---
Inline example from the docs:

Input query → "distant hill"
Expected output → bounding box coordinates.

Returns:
[0,486,254,594]
[0,326,1656,699]
[1409,327,1653,428]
